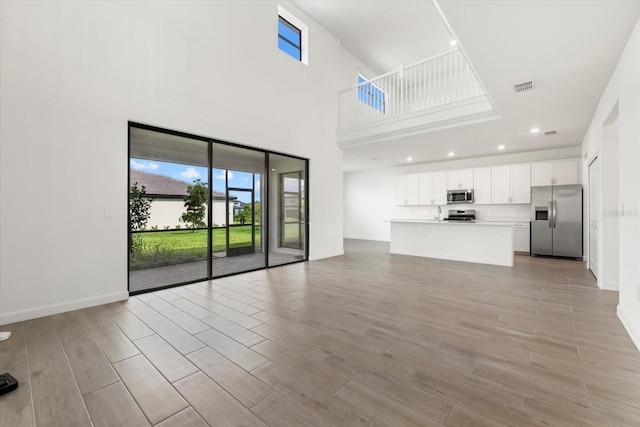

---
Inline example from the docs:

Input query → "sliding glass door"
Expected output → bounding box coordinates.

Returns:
[280,171,304,249]
[268,154,307,267]
[128,123,308,293]
[128,126,210,293]
[210,145,265,277]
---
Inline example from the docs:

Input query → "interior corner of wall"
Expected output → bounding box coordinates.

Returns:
[618,304,640,352]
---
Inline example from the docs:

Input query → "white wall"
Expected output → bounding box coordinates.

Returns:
[0,1,353,324]
[344,147,580,241]
[145,200,233,230]
[581,16,640,350]
[600,115,620,290]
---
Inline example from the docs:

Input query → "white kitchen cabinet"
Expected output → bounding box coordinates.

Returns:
[510,163,531,203]
[446,168,474,190]
[553,159,579,185]
[491,163,531,204]
[395,174,419,205]
[531,162,554,187]
[418,171,447,205]
[491,166,511,204]
[531,159,579,186]
[432,171,447,205]
[473,167,492,204]
[513,222,530,253]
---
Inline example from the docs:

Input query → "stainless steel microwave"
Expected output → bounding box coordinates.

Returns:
[447,189,474,204]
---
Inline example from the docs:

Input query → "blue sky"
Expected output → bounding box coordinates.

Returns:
[130,158,260,202]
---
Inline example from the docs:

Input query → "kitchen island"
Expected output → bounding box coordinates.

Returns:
[389,219,514,267]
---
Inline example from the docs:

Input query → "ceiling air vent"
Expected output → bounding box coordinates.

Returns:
[544,130,557,136]
[513,81,534,93]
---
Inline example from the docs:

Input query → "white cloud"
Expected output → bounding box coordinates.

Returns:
[215,170,233,180]
[181,167,201,180]
[130,160,160,171]
[130,160,146,170]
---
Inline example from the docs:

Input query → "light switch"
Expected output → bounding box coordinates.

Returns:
[104,206,113,218]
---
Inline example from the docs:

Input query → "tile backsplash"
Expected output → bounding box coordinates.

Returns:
[391,204,531,222]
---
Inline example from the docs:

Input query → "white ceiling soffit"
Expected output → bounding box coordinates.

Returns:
[296,0,640,172]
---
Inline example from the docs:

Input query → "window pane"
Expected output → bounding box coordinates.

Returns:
[129,127,209,293]
[357,74,385,113]
[269,155,307,266]
[278,20,301,47]
[278,38,301,61]
[278,16,302,61]
[211,143,265,277]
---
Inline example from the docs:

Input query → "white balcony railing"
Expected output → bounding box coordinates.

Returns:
[339,49,486,131]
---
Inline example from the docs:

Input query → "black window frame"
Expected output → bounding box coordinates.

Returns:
[278,15,302,61]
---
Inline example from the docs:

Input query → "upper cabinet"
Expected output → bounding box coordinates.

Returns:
[394,174,419,205]
[491,163,531,204]
[419,171,447,205]
[446,168,474,190]
[396,159,579,207]
[473,167,492,204]
[531,159,579,186]
[510,163,531,203]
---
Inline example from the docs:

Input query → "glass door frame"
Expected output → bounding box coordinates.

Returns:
[226,186,256,257]
[280,171,304,249]
[128,121,309,295]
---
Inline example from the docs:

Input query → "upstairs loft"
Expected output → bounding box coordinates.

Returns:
[338,49,500,148]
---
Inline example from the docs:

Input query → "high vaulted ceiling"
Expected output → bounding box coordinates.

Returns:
[293,0,640,172]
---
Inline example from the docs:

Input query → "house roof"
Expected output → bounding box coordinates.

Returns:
[129,169,231,199]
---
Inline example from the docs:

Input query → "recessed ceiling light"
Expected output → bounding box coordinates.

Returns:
[448,152,455,157]
[530,128,540,134]
[406,156,413,162]
[450,39,457,46]
[498,145,506,150]
[271,168,276,171]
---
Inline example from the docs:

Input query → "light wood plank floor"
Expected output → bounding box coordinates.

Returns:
[2,239,640,426]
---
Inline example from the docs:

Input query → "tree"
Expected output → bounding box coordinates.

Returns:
[180,179,208,231]
[254,201,261,224]
[129,182,153,231]
[234,204,253,225]
[129,182,152,253]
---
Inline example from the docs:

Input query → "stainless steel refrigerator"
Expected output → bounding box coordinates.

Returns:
[530,185,582,257]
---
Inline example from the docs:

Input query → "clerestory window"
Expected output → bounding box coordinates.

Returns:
[277,5,308,65]
[278,16,301,61]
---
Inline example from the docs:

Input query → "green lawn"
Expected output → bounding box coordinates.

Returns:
[130,226,261,269]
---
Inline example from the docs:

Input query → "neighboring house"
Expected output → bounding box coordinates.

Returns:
[233,200,246,216]
[130,169,235,229]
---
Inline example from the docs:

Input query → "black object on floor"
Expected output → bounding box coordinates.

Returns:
[0,373,18,395]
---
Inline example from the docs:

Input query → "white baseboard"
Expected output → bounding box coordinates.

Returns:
[618,304,640,352]
[0,291,129,326]
[309,250,344,261]
[599,280,619,291]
